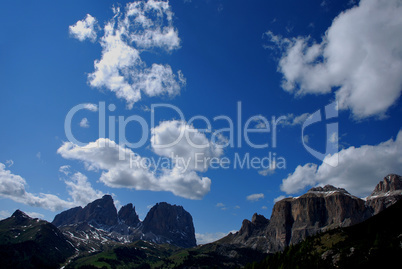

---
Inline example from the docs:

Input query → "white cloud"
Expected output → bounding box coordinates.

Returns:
[69,14,98,42]
[151,120,224,172]
[273,195,286,203]
[79,118,90,128]
[59,165,71,175]
[266,0,402,119]
[73,1,185,108]
[125,1,181,51]
[281,130,402,197]
[57,138,212,200]
[83,103,98,112]
[5,159,13,167]
[261,205,268,210]
[63,170,104,206]
[196,231,236,245]
[216,202,225,207]
[26,212,45,219]
[246,193,265,201]
[0,163,105,212]
[278,113,310,127]
[258,160,276,176]
[0,163,74,211]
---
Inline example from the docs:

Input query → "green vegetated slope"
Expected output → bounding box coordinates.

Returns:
[65,238,265,269]
[65,240,182,269]
[0,211,76,269]
[245,199,402,269]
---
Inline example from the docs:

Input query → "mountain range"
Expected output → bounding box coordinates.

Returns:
[52,196,196,249]
[0,174,401,268]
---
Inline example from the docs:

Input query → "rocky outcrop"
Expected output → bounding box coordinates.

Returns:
[142,202,196,248]
[366,174,402,214]
[77,194,118,227]
[52,197,196,248]
[266,186,371,251]
[219,175,402,253]
[53,195,118,228]
[52,206,82,227]
[118,203,140,227]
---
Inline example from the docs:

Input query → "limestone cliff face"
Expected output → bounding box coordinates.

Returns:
[267,186,371,251]
[220,175,402,253]
[366,174,402,214]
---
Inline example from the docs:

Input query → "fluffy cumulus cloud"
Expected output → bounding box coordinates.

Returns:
[281,130,402,197]
[151,120,224,172]
[57,135,213,200]
[266,0,402,119]
[62,169,104,206]
[0,163,104,211]
[69,14,98,42]
[70,0,185,108]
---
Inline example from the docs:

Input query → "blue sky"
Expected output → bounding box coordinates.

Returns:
[1,0,402,244]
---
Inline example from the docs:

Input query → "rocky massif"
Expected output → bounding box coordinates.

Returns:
[365,174,402,214]
[52,195,196,249]
[219,174,402,253]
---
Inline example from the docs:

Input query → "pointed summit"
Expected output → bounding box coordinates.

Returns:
[11,209,30,219]
[118,203,140,227]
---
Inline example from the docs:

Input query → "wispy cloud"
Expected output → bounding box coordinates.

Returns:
[246,193,265,201]
[278,113,310,127]
[5,160,13,167]
[273,195,286,203]
[79,118,90,128]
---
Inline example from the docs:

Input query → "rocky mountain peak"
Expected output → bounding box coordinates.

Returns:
[118,203,140,227]
[11,209,30,219]
[142,202,196,248]
[52,195,118,228]
[366,174,402,214]
[77,194,118,227]
[370,174,402,196]
[308,185,349,195]
[251,213,269,226]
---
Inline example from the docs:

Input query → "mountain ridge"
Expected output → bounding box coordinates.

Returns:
[51,195,197,249]
[217,174,402,253]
